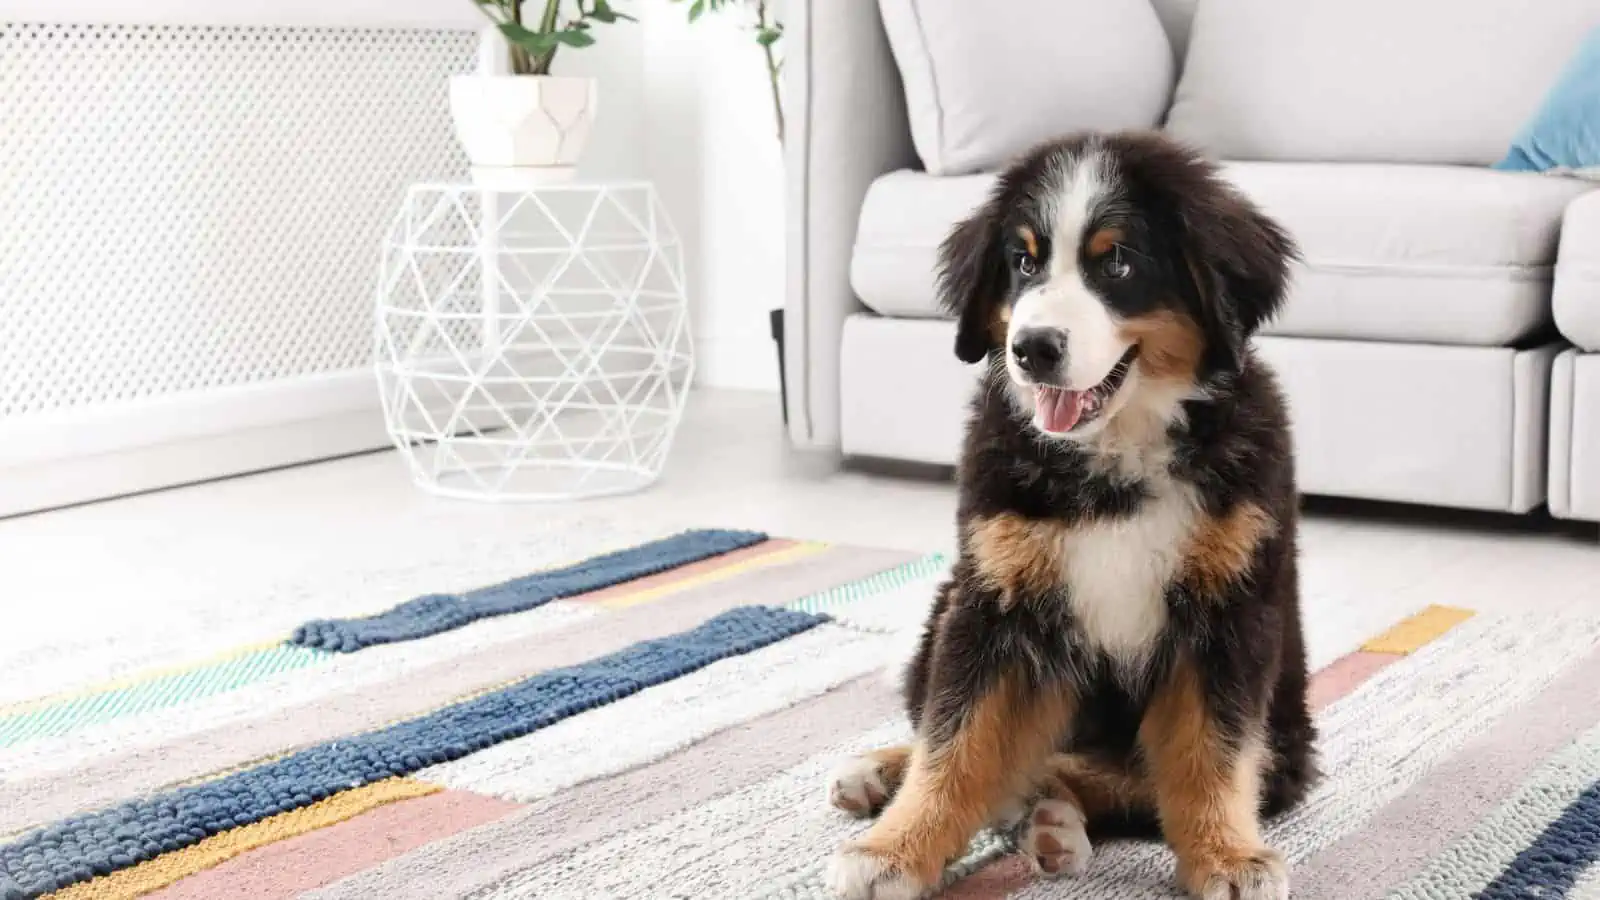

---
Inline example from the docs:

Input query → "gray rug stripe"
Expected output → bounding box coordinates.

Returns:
[305,673,902,900]
[1296,639,1600,900]
[2,545,913,831]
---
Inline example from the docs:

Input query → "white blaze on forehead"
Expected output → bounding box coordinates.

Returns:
[1008,149,1131,392]
[1045,149,1109,263]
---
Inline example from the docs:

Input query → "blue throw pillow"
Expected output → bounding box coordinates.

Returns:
[1495,27,1600,174]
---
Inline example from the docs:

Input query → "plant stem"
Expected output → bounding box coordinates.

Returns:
[756,0,784,144]
[509,0,533,74]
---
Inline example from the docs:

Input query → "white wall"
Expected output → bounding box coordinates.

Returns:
[641,3,785,392]
[2,0,781,392]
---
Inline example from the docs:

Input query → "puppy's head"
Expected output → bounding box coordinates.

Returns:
[939,132,1296,440]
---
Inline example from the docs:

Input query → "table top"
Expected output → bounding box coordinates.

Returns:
[407,178,659,195]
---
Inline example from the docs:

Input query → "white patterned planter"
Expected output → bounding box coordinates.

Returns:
[448,75,596,179]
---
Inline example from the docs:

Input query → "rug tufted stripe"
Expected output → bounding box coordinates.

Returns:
[38,779,439,900]
[290,529,768,652]
[144,789,523,900]
[1477,781,1600,900]
[0,605,826,898]
[0,548,909,837]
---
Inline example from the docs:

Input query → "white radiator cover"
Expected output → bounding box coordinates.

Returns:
[0,20,476,514]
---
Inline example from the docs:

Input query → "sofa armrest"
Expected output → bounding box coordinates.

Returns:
[783,0,917,449]
[1555,189,1600,353]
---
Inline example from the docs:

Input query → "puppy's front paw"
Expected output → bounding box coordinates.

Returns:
[1017,797,1092,878]
[1185,847,1289,900]
[827,755,895,818]
[825,844,929,900]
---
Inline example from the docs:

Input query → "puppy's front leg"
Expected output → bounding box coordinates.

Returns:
[827,652,1070,900]
[1140,655,1287,900]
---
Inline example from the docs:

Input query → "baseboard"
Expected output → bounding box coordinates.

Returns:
[0,369,390,517]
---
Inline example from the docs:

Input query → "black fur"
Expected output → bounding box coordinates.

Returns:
[908,131,1317,833]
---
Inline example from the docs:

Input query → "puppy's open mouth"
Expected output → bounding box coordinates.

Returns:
[1033,346,1139,433]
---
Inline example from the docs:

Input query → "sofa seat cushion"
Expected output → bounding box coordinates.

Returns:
[1555,189,1600,352]
[852,165,1590,345]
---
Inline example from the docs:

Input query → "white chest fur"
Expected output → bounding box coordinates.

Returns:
[1058,480,1200,668]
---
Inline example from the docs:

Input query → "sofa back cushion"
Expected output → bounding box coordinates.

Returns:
[878,0,1174,176]
[1165,0,1600,165]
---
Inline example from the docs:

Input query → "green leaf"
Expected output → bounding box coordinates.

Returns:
[756,27,781,46]
[688,0,706,23]
[553,27,597,47]
[498,21,560,55]
[589,0,617,23]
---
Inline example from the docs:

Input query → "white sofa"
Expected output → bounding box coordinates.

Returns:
[1552,193,1600,521]
[783,0,1600,517]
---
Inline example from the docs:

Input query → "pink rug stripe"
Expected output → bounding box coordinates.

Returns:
[147,789,523,900]
[1307,651,1396,712]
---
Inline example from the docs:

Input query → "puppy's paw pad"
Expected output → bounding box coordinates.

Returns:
[825,845,926,900]
[1194,848,1289,900]
[1018,797,1092,878]
[827,756,893,818]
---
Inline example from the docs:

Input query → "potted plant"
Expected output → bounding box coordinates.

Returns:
[450,0,634,178]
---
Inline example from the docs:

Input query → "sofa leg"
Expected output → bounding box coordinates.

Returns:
[771,307,788,425]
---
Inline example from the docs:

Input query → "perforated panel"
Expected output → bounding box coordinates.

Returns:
[0,22,475,416]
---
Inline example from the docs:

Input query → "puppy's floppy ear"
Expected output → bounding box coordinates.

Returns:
[1179,185,1298,372]
[938,194,1011,364]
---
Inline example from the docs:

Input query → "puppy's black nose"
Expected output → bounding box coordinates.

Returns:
[1011,328,1067,380]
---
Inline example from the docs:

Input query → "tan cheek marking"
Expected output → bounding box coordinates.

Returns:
[1181,502,1277,598]
[966,514,1069,609]
[1018,226,1038,259]
[1118,310,1206,382]
[1086,227,1124,258]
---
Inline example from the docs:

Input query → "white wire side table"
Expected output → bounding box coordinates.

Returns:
[375,181,691,501]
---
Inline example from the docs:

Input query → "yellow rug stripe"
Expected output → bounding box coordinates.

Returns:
[1361,605,1475,655]
[42,779,440,900]
[598,541,830,609]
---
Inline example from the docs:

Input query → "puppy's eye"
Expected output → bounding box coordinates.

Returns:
[1014,253,1038,278]
[1100,256,1131,280]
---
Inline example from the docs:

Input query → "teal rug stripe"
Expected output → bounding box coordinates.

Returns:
[0,645,331,749]
[783,552,947,615]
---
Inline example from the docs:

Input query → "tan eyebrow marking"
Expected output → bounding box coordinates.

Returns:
[1086,226,1124,258]
[1017,226,1038,258]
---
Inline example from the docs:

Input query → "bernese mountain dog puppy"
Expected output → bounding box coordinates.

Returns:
[825,132,1316,900]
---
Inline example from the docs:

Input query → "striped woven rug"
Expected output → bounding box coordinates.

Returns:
[3,528,1599,899]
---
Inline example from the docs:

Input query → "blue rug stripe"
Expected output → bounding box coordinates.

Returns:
[0,604,826,898]
[290,528,767,652]
[1476,780,1600,900]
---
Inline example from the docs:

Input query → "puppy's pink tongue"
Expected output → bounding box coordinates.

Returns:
[1037,387,1086,432]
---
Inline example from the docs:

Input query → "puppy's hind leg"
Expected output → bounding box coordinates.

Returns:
[828,745,910,818]
[1018,754,1151,878]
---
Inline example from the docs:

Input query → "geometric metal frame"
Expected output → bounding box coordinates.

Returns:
[374,181,691,501]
